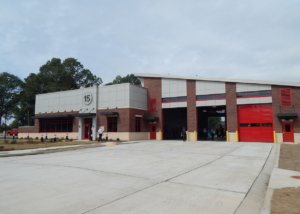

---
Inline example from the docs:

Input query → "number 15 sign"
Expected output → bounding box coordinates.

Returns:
[83,92,93,105]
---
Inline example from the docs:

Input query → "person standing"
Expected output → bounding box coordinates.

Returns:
[211,129,215,140]
[181,127,187,142]
[98,127,103,142]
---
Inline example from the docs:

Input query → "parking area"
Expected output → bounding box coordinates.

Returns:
[0,140,274,214]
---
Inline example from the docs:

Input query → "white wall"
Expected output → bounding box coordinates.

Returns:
[196,80,225,95]
[162,78,187,98]
[237,97,272,105]
[162,102,187,109]
[35,87,97,114]
[196,100,226,107]
[35,83,148,114]
[97,83,147,110]
[236,83,271,92]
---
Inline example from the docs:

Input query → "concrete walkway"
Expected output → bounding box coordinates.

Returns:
[0,140,275,214]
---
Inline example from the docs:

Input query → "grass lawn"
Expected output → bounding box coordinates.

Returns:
[0,139,105,150]
[271,144,300,214]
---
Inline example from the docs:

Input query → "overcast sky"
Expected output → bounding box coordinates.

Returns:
[1,0,300,84]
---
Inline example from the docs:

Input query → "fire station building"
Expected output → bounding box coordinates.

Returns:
[19,73,300,143]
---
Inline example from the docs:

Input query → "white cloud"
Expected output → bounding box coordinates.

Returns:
[0,0,300,84]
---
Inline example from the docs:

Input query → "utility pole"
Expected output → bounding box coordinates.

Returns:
[28,110,29,126]
[4,114,6,140]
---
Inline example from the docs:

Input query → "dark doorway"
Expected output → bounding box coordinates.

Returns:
[163,108,187,140]
[197,106,226,141]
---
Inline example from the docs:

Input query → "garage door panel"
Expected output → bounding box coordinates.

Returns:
[238,104,273,143]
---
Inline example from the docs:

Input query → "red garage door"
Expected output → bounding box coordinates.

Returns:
[238,104,274,142]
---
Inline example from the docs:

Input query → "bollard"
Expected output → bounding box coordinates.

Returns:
[27,134,29,139]
[106,134,108,141]
[41,134,43,142]
[13,134,15,139]
[46,133,48,139]
[66,133,68,140]
[54,134,56,142]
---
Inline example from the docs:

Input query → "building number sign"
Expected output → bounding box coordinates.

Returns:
[83,92,93,105]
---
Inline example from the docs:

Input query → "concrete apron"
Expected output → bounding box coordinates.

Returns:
[0,141,276,214]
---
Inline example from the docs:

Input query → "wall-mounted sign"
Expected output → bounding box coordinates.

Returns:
[83,92,93,105]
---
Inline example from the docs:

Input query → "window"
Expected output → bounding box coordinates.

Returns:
[206,95,215,99]
[196,94,226,100]
[135,117,141,132]
[237,90,272,98]
[262,123,272,127]
[260,91,271,96]
[108,117,117,132]
[250,123,260,127]
[237,92,248,97]
[162,96,187,103]
[197,95,206,100]
[280,88,292,107]
[248,92,259,97]
[216,94,225,99]
[150,98,157,112]
[40,118,73,132]
[240,123,249,127]
[285,124,291,132]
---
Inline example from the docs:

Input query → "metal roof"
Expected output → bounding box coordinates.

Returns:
[134,73,300,87]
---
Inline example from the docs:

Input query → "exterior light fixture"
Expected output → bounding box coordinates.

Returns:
[203,110,207,112]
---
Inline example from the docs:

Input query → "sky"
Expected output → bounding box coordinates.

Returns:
[1,0,300,85]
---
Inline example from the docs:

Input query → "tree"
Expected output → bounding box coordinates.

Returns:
[14,58,103,126]
[105,74,141,86]
[0,72,23,126]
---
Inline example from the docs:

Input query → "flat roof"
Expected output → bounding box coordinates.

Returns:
[134,73,300,87]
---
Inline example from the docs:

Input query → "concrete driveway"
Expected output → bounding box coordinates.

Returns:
[0,141,275,214]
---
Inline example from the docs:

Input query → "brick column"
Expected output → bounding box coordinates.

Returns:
[187,80,197,140]
[144,78,162,131]
[226,82,238,141]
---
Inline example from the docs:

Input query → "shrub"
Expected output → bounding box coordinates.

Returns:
[110,138,112,141]
[70,138,73,141]
[35,137,38,139]
[0,146,4,149]
[102,138,105,141]
[20,137,23,139]
[116,138,120,141]
[60,137,64,140]
[15,137,18,139]
[50,138,54,142]
[4,140,9,143]
[10,139,17,144]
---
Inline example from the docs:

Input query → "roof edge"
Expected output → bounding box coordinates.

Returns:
[135,73,300,87]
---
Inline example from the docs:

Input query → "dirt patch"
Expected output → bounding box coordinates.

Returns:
[271,187,300,214]
[0,148,14,151]
[278,144,300,172]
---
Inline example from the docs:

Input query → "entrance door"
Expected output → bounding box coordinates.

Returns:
[150,124,156,140]
[282,122,294,142]
[84,118,93,140]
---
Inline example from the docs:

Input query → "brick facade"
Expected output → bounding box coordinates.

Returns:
[144,78,162,131]
[187,80,197,133]
[226,82,238,132]
[97,108,148,132]
[19,111,79,133]
[272,85,300,133]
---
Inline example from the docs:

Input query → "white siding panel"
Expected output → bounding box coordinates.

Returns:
[206,100,216,106]
[169,102,178,108]
[215,100,226,106]
[177,102,187,108]
[247,97,260,104]
[237,98,249,105]
[196,101,206,107]
[162,103,170,108]
[259,97,272,103]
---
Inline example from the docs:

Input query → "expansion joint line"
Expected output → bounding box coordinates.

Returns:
[82,145,245,214]
[233,145,274,214]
